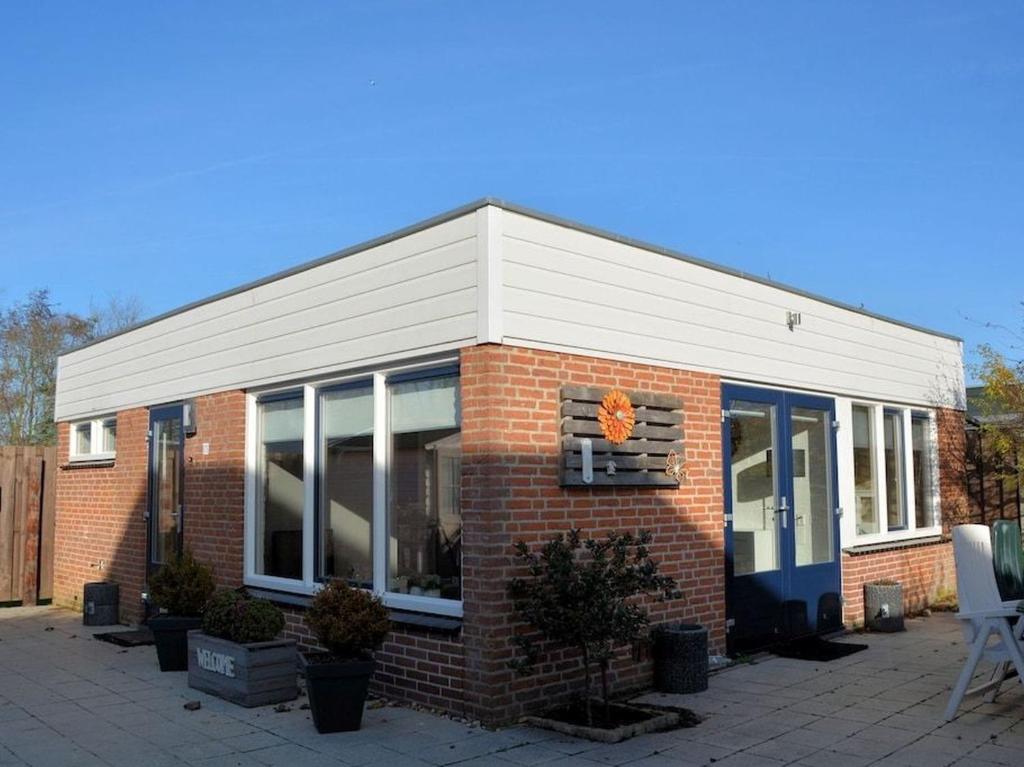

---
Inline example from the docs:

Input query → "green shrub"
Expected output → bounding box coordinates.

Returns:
[148,549,215,617]
[202,590,285,644]
[305,580,389,660]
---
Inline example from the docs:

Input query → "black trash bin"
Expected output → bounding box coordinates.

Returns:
[653,623,708,694]
[83,582,119,626]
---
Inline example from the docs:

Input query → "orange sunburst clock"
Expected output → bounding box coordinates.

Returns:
[597,389,636,444]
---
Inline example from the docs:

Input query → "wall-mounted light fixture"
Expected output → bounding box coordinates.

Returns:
[182,399,198,437]
[786,311,802,331]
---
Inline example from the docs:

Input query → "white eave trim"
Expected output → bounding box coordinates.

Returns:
[476,205,504,344]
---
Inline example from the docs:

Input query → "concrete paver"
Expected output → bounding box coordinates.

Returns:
[1,606,1022,767]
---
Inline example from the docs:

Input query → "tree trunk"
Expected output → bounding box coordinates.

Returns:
[582,646,593,727]
[599,659,610,727]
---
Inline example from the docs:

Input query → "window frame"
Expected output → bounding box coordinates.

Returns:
[882,408,909,532]
[244,357,463,617]
[910,411,939,530]
[68,416,117,462]
[847,402,942,546]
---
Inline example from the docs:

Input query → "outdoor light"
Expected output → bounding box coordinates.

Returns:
[183,399,197,437]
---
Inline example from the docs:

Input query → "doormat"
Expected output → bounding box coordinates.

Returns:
[93,628,154,647]
[771,636,867,662]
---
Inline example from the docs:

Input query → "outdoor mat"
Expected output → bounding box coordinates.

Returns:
[93,628,154,647]
[771,636,868,662]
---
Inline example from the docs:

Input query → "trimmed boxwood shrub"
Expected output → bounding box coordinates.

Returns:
[202,590,285,644]
[148,549,215,617]
[305,580,389,660]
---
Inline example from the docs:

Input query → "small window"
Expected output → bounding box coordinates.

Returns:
[70,416,117,461]
[101,419,117,453]
[74,422,92,456]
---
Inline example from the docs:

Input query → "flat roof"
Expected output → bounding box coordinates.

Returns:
[68,197,962,355]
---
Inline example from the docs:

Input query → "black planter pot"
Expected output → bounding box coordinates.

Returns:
[303,654,375,733]
[652,623,709,694]
[150,615,202,671]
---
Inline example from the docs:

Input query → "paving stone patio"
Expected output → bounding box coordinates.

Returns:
[1,606,1022,767]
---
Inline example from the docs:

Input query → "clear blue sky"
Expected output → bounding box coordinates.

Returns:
[2,2,1021,380]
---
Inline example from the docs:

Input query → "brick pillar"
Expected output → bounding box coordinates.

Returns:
[458,344,725,725]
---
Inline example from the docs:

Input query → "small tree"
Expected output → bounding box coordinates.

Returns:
[975,343,1024,485]
[508,529,678,726]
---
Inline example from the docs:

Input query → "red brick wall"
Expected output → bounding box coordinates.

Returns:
[459,344,723,724]
[280,607,468,714]
[53,409,149,622]
[52,346,968,724]
[182,391,246,588]
[53,392,246,623]
[840,407,966,625]
[841,541,954,625]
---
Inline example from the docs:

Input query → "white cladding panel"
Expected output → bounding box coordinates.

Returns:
[55,214,479,420]
[500,211,963,408]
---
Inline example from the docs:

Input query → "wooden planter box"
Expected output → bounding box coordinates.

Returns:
[187,630,298,707]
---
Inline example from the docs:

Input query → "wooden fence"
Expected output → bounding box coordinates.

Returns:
[0,446,57,605]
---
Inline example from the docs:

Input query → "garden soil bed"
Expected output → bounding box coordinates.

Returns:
[524,702,685,743]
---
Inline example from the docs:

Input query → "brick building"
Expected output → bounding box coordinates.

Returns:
[52,199,966,724]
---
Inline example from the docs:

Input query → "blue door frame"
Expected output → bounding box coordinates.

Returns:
[146,403,185,581]
[722,384,842,653]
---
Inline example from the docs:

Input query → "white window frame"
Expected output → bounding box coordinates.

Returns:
[68,416,117,462]
[841,400,942,547]
[243,355,463,617]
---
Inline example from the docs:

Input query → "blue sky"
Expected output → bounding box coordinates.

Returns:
[2,2,1021,380]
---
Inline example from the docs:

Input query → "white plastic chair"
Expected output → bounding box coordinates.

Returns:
[945,524,1024,720]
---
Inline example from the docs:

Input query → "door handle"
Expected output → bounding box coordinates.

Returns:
[777,496,789,528]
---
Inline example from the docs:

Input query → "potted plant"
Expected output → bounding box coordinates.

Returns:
[303,580,390,733]
[187,590,297,706]
[423,574,442,598]
[508,529,682,742]
[147,550,215,671]
[407,576,424,597]
[864,579,905,632]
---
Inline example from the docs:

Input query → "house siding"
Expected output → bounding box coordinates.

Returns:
[54,213,479,421]
[499,209,963,409]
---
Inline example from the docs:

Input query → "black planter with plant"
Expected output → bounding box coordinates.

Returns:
[187,589,297,706]
[147,550,216,672]
[303,581,390,733]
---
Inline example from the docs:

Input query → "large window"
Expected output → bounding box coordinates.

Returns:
[388,374,462,600]
[319,384,374,587]
[256,394,305,579]
[912,414,936,529]
[248,364,462,615]
[883,410,907,530]
[850,404,940,541]
[852,405,878,535]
